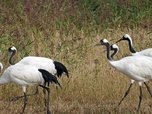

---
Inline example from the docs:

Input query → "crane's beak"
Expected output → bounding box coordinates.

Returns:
[101,49,107,53]
[94,42,102,46]
[116,37,123,43]
[100,45,114,53]
[116,39,122,43]
[94,42,107,53]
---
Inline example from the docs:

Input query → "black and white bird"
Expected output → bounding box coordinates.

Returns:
[96,39,152,112]
[7,46,69,104]
[8,46,69,78]
[116,34,152,101]
[110,44,152,105]
[116,34,152,57]
[0,63,61,114]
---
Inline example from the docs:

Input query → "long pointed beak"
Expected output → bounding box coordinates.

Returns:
[116,38,123,43]
[101,49,107,53]
[94,42,101,46]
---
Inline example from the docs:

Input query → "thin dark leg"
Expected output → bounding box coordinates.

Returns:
[11,86,39,101]
[47,87,51,114]
[137,86,142,113]
[144,82,152,97]
[43,88,47,107]
[117,83,133,107]
[39,85,51,114]
[21,92,27,114]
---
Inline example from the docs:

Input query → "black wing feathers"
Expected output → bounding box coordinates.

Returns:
[54,61,69,78]
[38,69,61,88]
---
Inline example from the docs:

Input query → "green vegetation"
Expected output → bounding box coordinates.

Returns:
[0,0,152,113]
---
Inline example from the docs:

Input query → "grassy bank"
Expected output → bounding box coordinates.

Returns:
[0,0,152,114]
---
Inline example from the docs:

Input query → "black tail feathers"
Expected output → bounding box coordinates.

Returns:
[38,69,61,88]
[54,61,69,78]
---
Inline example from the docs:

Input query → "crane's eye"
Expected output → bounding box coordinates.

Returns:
[8,47,12,52]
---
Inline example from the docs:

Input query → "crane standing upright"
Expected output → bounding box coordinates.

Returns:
[0,63,61,114]
[96,39,152,112]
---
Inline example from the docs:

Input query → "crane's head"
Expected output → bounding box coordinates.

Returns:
[95,39,109,46]
[8,46,17,53]
[116,34,132,43]
[111,44,119,51]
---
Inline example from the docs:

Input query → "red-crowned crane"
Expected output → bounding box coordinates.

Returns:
[116,34,152,106]
[0,63,61,114]
[96,39,152,112]
[8,46,69,78]
[7,46,68,105]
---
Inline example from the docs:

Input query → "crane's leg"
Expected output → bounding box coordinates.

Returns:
[43,88,47,106]
[144,82,152,97]
[11,86,39,101]
[21,92,28,114]
[117,80,135,107]
[39,85,51,114]
[46,87,51,114]
[137,85,142,113]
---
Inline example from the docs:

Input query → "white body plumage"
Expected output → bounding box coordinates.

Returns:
[0,64,54,92]
[109,55,152,82]
[16,56,56,75]
[110,44,152,82]
[0,63,60,114]
[132,48,152,56]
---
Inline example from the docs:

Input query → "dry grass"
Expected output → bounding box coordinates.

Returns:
[0,28,152,114]
[0,0,152,113]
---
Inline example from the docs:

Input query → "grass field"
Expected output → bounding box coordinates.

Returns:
[0,0,152,114]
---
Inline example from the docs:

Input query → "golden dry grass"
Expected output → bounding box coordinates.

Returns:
[0,28,152,114]
[0,1,151,113]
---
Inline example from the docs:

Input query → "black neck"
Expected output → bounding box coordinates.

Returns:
[9,50,16,65]
[111,48,117,59]
[127,39,136,53]
[105,43,112,61]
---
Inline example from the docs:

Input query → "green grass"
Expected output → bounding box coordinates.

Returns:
[0,0,152,113]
